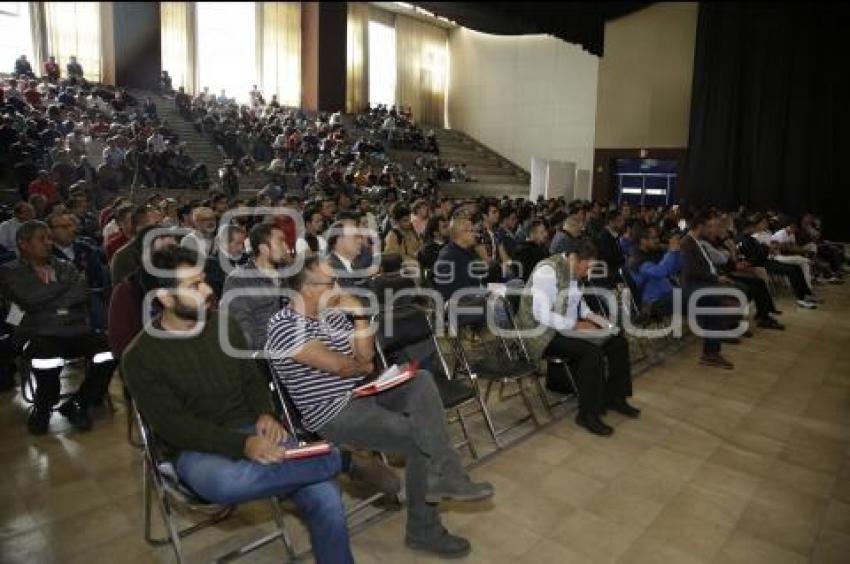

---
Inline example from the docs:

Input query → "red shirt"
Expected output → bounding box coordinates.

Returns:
[45,62,60,79]
[108,278,143,356]
[23,88,42,107]
[105,232,130,262]
[27,179,59,204]
[272,215,297,251]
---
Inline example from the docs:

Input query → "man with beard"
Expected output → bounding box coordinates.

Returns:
[223,223,292,351]
[121,246,355,564]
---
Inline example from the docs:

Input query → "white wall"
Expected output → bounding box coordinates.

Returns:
[448,27,599,199]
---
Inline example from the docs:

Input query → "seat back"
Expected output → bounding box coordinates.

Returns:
[255,354,320,443]
[619,265,646,321]
[362,273,417,307]
[133,405,221,509]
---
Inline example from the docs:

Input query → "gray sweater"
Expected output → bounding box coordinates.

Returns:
[221,259,288,351]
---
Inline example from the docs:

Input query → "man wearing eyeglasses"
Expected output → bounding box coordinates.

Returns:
[266,256,494,558]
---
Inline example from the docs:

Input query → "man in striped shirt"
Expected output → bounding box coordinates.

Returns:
[266,256,494,559]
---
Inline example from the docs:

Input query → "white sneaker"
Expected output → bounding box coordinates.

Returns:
[797,299,818,309]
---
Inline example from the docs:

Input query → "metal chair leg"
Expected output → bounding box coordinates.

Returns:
[455,408,478,459]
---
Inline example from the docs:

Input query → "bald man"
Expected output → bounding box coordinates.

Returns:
[432,217,489,303]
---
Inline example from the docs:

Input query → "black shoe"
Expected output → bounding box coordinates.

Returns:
[57,399,93,432]
[0,364,16,392]
[545,377,574,396]
[770,309,783,315]
[722,337,742,344]
[406,527,471,559]
[27,408,51,435]
[608,399,641,418]
[757,317,786,330]
[575,413,614,437]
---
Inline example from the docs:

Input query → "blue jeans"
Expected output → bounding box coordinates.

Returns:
[175,430,353,564]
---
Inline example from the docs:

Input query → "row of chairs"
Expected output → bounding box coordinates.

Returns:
[130,270,688,563]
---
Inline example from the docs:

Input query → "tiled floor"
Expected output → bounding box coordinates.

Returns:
[2,283,849,563]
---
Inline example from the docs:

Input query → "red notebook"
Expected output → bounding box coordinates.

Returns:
[283,441,333,460]
[353,361,419,397]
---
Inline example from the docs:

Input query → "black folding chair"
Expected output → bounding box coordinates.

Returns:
[134,406,296,564]
[260,355,396,521]
[373,302,499,459]
[446,294,547,443]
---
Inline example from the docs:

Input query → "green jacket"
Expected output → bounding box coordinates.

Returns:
[122,312,276,461]
[513,253,578,362]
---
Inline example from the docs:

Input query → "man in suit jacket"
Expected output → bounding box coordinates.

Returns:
[592,210,626,289]
[680,214,736,370]
[326,216,375,289]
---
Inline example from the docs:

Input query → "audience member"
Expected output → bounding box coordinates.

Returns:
[514,239,638,436]
[0,221,116,435]
[266,256,493,558]
[122,246,355,564]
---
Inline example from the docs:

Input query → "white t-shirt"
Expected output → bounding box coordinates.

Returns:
[295,235,328,256]
[770,228,794,245]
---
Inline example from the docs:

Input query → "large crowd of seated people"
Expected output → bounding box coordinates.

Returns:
[1,54,210,211]
[1,61,848,562]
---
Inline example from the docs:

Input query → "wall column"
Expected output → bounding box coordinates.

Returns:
[301,1,347,112]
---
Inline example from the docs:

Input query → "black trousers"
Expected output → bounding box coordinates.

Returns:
[0,322,16,387]
[24,333,116,410]
[765,260,811,299]
[729,275,776,319]
[543,333,632,417]
[684,288,738,355]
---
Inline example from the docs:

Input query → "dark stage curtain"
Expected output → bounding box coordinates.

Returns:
[686,2,850,240]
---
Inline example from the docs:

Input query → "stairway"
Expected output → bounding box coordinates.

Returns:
[136,91,225,175]
[431,128,530,199]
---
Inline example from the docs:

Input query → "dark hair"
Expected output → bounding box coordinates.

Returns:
[131,204,156,230]
[528,218,547,234]
[220,223,246,245]
[289,255,322,291]
[499,206,516,223]
[412,199,429,214]
[424,215,446,240]
[690,212,712,229]
[15,219,48,246]
[303,205,321,225]
[606,209,622,224]
[391,203,410,222]
[13,201,32,216]
[572,238,597,261]
[150,245,200,289]
[249,222,280,255]
[326,219,353,250]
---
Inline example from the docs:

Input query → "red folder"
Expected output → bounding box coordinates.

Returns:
[353,361,419,397]
[283,441,333,460]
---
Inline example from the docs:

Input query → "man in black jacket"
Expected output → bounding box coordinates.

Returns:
[680,214,738,370]
[0,221,116,434]
[510,219,549,282]
[48,211,111,333]
[592,210,626,289]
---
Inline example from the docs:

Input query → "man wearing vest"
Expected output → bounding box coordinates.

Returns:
[514,239,639,436]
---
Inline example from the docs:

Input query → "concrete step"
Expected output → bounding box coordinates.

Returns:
[439,181,529,199]
[468,173,528,185]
